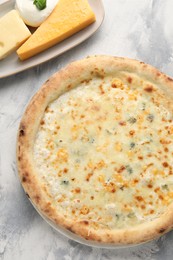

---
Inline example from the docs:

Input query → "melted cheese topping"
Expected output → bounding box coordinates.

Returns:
[34,73,173,229]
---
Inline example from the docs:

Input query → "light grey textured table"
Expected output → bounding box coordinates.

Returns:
[1,0,173,259]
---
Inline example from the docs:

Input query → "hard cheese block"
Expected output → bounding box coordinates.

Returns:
[17,0,96,60]
[0,10,31,60]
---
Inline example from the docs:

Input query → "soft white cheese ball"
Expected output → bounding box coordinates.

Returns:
[15,0,59,27]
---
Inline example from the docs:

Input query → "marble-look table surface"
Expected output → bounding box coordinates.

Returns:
[1,0,173,259]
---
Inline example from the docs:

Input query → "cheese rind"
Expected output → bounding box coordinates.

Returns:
[0,10,31,60]
[17,0,96,60]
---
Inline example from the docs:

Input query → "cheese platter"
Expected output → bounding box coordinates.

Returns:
[0,0,104,78]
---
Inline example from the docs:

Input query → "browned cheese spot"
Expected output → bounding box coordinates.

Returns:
[111,83,117,88]
[81,79,91,84]
[159,195,164,200]
[154,187,160,193]
[150,209,154,214]
[135,196,143,202]
[63,168,68,173]
[119,121,126,126]
[163,162,169,168]
[83,220,89,225]
[129,130,135,136]
[86,173,93,182]
[75,187,81,193]
[40,120,45,125]
[147,183,153,188]
[144,85,154,92]
[67,84,72,89]
[127,77,132,84]
[99,84,105,94]
[117,166,125,173]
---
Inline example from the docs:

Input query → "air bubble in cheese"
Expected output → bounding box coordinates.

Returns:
[0,10,31,60]
[17,0,96,60]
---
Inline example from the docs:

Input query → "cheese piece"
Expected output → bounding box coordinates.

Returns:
[0,10,31,60]
[16,0,59,27]
[17,0,96,60]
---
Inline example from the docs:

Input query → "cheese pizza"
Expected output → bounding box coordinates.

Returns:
[17,56,173,245]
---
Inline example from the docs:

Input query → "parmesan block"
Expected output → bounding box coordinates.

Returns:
[0,10,31,60]
[17,0,96,60]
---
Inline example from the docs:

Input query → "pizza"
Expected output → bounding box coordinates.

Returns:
[17,56,173,245]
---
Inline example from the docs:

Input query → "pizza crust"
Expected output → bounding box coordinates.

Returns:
[17,56,173,245]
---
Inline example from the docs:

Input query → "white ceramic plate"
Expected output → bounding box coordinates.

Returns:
[0,0,105,78]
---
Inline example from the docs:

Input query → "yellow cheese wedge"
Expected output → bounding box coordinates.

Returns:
[17,0,96,60]
[0,10,31,60]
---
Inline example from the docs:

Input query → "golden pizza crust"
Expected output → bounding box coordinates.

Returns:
[17,56,173,245]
